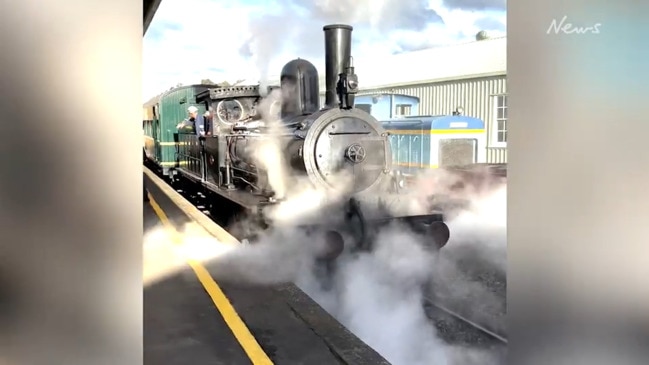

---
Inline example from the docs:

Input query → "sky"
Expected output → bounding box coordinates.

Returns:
[142,0,506,102]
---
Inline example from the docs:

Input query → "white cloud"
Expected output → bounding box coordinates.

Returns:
[142,0,261,101]
[143,0,506,102]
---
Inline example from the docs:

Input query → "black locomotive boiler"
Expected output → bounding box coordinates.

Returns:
[169,24,451,261]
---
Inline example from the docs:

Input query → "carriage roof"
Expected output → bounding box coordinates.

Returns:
[381,115,485,130]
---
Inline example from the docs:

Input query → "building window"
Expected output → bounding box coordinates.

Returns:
[356,104,372,114]
[492,95,507,146]
[395,104,412,116]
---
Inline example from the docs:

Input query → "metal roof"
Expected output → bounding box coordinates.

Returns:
[142,84,209,107]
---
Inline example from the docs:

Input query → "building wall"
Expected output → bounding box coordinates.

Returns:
[355,74,508,163]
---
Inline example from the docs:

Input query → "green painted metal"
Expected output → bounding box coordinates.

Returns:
[143,84,209,168]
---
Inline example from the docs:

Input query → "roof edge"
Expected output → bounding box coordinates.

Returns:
[351,71,507,91]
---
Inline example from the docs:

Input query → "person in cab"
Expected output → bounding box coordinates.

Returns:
[176,106,206,136]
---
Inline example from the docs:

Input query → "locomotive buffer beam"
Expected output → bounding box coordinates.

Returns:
[289,199,451,292]
[343,197,450,253]
[277,197,451,266]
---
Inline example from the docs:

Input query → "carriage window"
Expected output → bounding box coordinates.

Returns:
[395,104,411,116]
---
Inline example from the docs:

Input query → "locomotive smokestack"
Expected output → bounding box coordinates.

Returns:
[323,24,353,108]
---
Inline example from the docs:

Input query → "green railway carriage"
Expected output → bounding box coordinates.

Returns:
[143,84,209,174]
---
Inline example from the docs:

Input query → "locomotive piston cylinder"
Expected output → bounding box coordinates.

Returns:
[427,221,450,250]
[323,24,353,108]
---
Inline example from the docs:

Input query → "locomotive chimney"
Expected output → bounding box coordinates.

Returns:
[323,24,353,109]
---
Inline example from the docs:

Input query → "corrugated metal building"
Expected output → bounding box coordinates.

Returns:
[353,36,507,163]
[263,34,508,163]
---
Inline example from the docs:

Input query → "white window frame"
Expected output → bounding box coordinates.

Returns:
[490,94,508,148]
[394,103,412,117]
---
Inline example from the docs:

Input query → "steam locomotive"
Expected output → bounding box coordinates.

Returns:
[144,24,452,261]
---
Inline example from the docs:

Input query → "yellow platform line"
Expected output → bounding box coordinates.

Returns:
[146,191,273,365]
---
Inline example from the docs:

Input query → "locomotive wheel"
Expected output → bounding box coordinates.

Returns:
[315,230,345,261]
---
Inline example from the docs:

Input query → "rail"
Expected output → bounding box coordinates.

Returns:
[424,295,508,344]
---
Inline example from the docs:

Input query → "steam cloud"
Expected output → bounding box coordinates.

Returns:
[145,2,507,362]
[243,86,361,215]
[149,22,509,365]
[239,0,445,83]
[199,195,505,365]
[248,88,291,199]
[153,56,507,364]
[143,158,507,365]
[196,134,507,365]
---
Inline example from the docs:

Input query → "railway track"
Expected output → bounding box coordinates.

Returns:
[423,296,506,365]
[424,296,507,345]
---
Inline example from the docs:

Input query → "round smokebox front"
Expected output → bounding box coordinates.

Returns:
[302,109,389,194]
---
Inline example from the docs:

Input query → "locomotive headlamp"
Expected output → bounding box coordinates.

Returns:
[347,74,358,90]
[453,106,464,115]
[336,62,358,109]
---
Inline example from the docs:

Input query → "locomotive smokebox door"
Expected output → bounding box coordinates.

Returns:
[303,108,390,195]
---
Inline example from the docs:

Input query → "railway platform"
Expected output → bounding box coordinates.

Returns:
[143,167,389,365]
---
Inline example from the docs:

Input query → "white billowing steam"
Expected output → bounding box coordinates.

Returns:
[159,86,504,362]
[405,168,507,265]
[408,167,507,270]
[203,227,319,285]
[445,184,506,269]
[200,216,502,365]
[157,24,507,360]
[297,228,455,365]
[146,134,506,365]
[245,89,290,199]
[143,222,237,287]
[242,86,360,220]
[398,168,507,336]
[239,0,446,80]
[195,128,506,365]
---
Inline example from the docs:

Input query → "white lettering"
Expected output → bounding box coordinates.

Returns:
[547,15,602,35]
